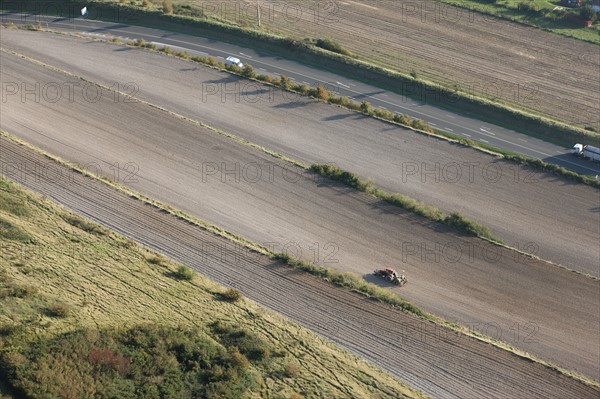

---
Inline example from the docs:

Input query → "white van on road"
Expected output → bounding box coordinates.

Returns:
[225,56,244,68]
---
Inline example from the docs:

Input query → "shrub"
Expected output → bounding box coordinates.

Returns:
[291,83,308,94]
[63,214,107,236]
[309,164,370,191]
[256,74,272,83]
[146,255,166,265]
[360,100,372,114]
[134,38,145,47]
[347,100,361,111]
[87,348,131,376]
[580,5,597,22]
[314,85,330,101]
[410,70,418,79]
[241,64,257,78]
[161,45,172,54]
[0,285,38,299]
[0,218,32,242]
[225,64,241,73]
[279,74,292,90]
[284,361,300,377]
[373,108,394,121]
[393,113,412,125]
[219,288,242,302]
[210,322,272,361]
[229,348,250,369]
[444,212,495,240]
[162,0,173,15]
[46,302,73,318]
[176,50,189,59]
[410,118,432,132]
[173,265,194,281]
[141,0,151,7]
[111,37,122,44]
[315,38,352,56]
[336,96,351,107]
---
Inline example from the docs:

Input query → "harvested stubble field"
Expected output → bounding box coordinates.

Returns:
[177,0,600,129]
[0,176,420,399]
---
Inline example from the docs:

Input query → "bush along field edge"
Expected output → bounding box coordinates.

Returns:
[1,130,598,389]
[1,1,599,148]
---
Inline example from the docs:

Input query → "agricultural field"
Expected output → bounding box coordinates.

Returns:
[98,0,600,131]
[0,177,418,398]
[0,2,598,397]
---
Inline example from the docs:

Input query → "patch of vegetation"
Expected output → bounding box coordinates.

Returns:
[210,321,273,361]
[146,254,167,265]
[309,164,499,241]
[0,184,30,216]
[218,288,243,302]
[45,302,73,318]
[173,265,194,281]
[0,325,264,399]
[62,214,108,236]
[315,38,352,56]
[444,212,494,241]
[273,252,425,316]
[439,0,600,43]
[0,218,32,243]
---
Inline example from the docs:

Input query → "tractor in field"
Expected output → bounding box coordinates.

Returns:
[373,268,407,286]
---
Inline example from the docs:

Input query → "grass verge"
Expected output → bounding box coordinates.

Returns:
[1,0,598,147]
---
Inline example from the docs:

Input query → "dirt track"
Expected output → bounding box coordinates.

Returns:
[1,137,598,399]
[1,30,597,274]
[0,47,598,380]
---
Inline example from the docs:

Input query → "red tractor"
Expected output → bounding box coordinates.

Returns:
[374,268,407,286]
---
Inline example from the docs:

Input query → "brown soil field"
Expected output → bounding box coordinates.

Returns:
[188,0,600,129]
[0,44,598,380]
[2,30,597,274]
[1,137,598,399]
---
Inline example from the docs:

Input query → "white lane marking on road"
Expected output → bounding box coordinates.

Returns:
[445,114,455,119]
[21,16,599,174]
[462,133,471,137]
[518,138,527,142]
[239,52,252,58]
[336,81,350,89]
[481,139,489,143]
[446,128,454,132]
[430,122,437,126]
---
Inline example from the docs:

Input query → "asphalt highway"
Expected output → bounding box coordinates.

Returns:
[1,12,599,176]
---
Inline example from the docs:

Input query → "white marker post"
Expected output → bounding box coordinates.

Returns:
[81,7,88,18]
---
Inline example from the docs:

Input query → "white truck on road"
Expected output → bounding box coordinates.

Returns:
[572,144,600,161]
